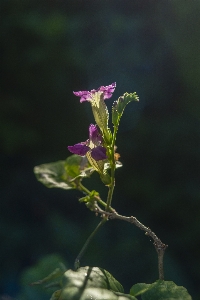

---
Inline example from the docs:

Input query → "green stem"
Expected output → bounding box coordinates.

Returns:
[96,196,113,211]
[74,218,107,270]
[106,174,115,211]
[78,182,114,211]
[77,182,91,195]
[106,125,118,211]
[74,124,119,269]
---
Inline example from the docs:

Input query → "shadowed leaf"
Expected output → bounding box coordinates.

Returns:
[34,155,95,190]
[60,266,137,300]
[34,160,75,190]
[130,280,192,300]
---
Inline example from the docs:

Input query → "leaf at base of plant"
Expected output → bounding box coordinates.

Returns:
[130,280,192,300]
[59,266,137,300]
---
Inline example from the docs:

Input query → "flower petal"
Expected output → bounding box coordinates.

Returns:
[73,82,116,103]
[73,91,92,103]
[98,82,116,99]
[89,124,102,145]
[68,143,90,156]
[91,146,107,161]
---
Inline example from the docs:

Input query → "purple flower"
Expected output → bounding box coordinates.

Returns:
[68,124,107,161]
[73,82,116,103]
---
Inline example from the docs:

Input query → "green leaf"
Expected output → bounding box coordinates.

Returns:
[60,266,137,300]
[64,154,83,178]
[64,154,94,179]
[112,92,139,126]
[130,283,151,297]
[62,266,123,292]
[19,254,67,300]
[114,292,138,300]
[34,155,95,190]
[34,160,75,190]
[31,266,66,286]
[130,280,192,300]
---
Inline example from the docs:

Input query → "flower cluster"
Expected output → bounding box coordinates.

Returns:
[68,83,116,161]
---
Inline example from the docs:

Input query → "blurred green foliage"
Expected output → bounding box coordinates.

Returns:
[19,254,67,300]
[0,0,200,299]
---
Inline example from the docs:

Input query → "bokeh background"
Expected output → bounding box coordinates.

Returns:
[1,0,200,299]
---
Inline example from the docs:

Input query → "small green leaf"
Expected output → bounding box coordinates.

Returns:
[112,92,139,126]
[130,280,192,300]
[60,266,137,300]
[34,160,75,190]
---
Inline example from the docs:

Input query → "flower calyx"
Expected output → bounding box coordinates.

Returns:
[73,83,116,144]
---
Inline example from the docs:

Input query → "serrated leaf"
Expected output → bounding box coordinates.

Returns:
[59,266,137,300]
[112,92,139,126]
[130,280,192,300]
[34,160,75,190]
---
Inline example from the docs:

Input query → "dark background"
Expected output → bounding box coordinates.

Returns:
[1,0,200,299]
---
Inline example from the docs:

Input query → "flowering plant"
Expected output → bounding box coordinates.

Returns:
[33,83,192,300]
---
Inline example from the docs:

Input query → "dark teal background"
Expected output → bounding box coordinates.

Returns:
[1,1,200,299]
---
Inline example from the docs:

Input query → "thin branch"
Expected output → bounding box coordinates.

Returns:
[94,205,168,280]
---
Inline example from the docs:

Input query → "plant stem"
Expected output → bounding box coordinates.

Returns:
[74,218,107,270]
[106,125,118,211]
[78,182,115,211]
[75,124,119,268]
[157,245,165,280]
[77,182,91,195]
[105,175,115,211]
